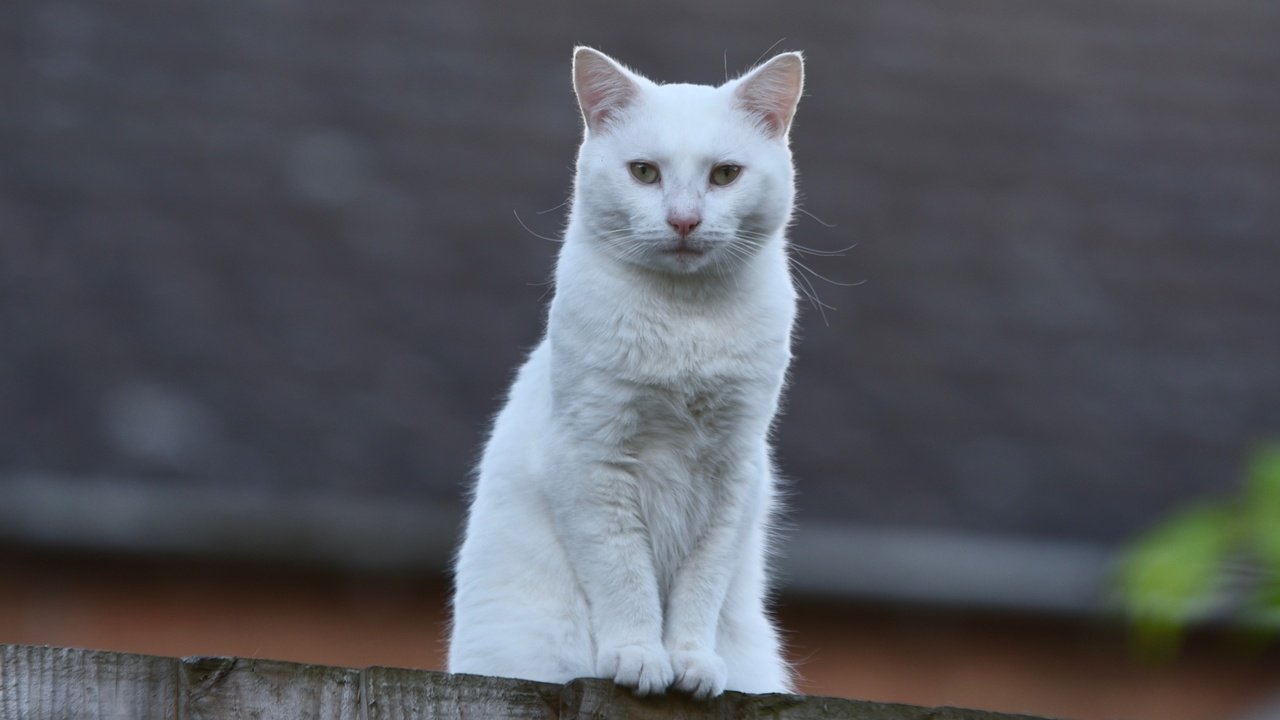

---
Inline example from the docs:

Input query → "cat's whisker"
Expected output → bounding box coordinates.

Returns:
[751,38,788,71]
[536,198,571,215]
[604,235,657,264]
[720,240,760,266]
[513,210,563,243]
[596,227,650,245]
[788,256,864,288]
[790,242,857,257]
[730,233,768,249]
[795,206,837,229]
[787,258,835,326]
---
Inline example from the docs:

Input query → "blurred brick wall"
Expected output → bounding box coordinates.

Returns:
[1,0,1277,549]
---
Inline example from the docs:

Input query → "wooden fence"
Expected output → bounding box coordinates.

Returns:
[1,644,1057,719]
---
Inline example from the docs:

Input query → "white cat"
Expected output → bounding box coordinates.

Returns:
[447,47,804,700]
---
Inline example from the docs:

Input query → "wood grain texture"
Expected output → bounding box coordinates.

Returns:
[0,644,1061,719]
[1,645,178,720]
[557,678,1050,719]
[179,656,361,720]
[365,668,560,720]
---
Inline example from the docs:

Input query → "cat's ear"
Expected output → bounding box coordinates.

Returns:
[573,47,643,136]
[732,52,805,139]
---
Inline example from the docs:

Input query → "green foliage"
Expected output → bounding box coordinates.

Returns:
[1119,442,1280,659]
[1244,444,1280,570]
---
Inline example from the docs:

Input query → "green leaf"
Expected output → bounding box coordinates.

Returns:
[1245,443,1280,572]
[1119,503,1237,659]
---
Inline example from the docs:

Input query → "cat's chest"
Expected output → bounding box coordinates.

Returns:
[551,315,778,455]
[586,298,788,388]
[626,380,740,441]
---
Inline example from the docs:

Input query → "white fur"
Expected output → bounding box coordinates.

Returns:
[448,47,804,699]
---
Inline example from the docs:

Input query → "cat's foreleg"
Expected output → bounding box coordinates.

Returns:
[550,459,675,696]
[662,457,765,699]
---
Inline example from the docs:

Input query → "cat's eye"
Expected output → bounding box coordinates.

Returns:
[629,162,660,184]
[710,164,741,186]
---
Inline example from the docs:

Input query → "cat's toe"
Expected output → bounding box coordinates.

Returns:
[669,649,728,700]
[597,643,674,696]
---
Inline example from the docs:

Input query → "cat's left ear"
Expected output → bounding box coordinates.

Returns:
[732,52,805,139]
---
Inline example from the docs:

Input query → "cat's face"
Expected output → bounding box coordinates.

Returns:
[571,49,804,275]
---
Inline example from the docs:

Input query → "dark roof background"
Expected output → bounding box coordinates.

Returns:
[2,0,1278,600]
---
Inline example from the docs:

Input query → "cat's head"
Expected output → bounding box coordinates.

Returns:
[569,47,803,275]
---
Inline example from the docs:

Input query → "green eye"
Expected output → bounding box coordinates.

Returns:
[710,164,741,186]
[629,162,660,184]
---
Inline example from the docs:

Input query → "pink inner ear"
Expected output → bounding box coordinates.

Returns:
[574,50,639,133]
[734,54,804,137]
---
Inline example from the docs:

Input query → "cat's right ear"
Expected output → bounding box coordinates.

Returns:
[573,47,642,136]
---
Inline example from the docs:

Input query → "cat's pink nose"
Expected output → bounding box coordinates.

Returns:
[668,213,701,238]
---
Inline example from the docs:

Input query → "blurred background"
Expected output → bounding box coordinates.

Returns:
[2,1,1279,718]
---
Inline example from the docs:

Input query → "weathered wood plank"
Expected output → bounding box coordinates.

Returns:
[560,678,823,720]
[1,645,1062,719]
[364,668,560,720]
[179,656,360,720]
[558,678,1027,719]
[0,644,178,720]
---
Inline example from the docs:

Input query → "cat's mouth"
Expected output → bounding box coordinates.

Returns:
[662,247,706,260]
[660,240,708,261]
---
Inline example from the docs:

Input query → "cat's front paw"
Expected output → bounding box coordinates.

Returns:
[669,649,728,700]
[596,643,674,697]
